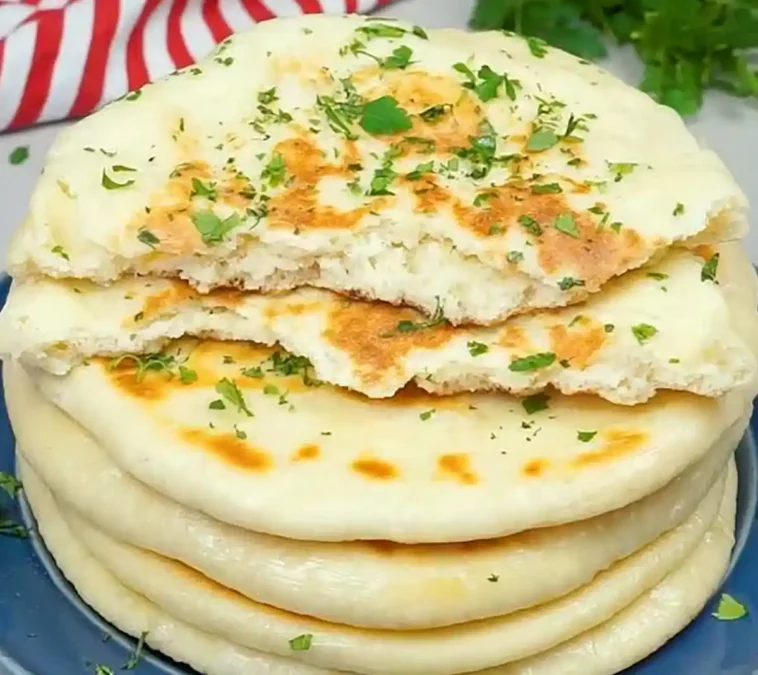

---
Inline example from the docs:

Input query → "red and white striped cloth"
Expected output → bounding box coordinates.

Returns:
[0,0,394,132]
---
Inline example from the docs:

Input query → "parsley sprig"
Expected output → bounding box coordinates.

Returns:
[469,0,758,115]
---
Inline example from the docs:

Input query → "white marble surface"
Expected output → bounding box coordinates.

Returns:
[1,0,756,263]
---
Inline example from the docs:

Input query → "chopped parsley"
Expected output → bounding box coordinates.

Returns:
[632,323,658,344]
[179,366,198,384]
[519,214,542,236]
[94,666,115,675]
[420,409,436,421]
[51,245,70,260]
[261,152,288,188]
[125,89,142,101]
[316,79,364,140]
[509,352,556,372]
[257,87,278,104]
[488,574,500,582]
[381,45,413,70]
[382,297,449,336]
[531,182,562,194]
[137,228,160,249]
[191,210,241,246]
[9,146,29,165]
[712,593,748,621]
[215,378,253,416]
[673,202,685,216]
[360,96,413,135]
[406,161,435,181]
[109,352,178,381]
[101,169,135,190]
[526,128,559,152]
[209,399,226,410]
[468,341,489,357]
[507,250,524,263]
[647,272,668,281]
[123,632,148,670]
[522,392,550,414]
[289,633,314,651]
[608,162,637,181]
[0,472,21,498]
[604,323,615,333]
[554,213,579,238]
[526,36,548,58]
[190,178,217,200]
[454,63,507,102]
[357,23,407,39]
[701,253,719,282]
[558,277,585,291]
[577,430,597,442]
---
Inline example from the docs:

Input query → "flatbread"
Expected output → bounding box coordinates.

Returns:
[23,457,728,675]
[3,244,755,405]
[9,362,740,629]
[22,328,754,542]
[20,459,737,675]
[8,15,746,324]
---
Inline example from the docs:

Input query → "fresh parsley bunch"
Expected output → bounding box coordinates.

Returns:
[470,0,758,116]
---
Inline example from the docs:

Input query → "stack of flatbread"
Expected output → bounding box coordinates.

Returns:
[1,15,756,675]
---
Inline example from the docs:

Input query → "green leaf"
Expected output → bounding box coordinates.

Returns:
[559,277,585,291]
[712,593,748,621]
[554,213,580,238]
[522,392,550,414]
[358,24,406,39]
[518,214,542,236]
[468,341,489,357]
[382,45,413,70]
[215,377,253,416]
[632,323,658,344]
[289,633,314,651]
[526,128,560,152]
[101,170,134,190]
[577,430,597,442]
[0,472,21,498]
[179,366,198,384]
[191,210,241,246]
[701,253,720,282]
[9,146,30,165]
[360,96,413,135]
[453,62,477,88]
[137,228,160,249]
[509,352,556,372]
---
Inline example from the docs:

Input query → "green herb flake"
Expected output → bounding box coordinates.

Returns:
[608,162,637,181]
[137,228,160,249]
[123,632,148,670]
[242,366,264,379]
[191,178,217,200]
[488,574,500,583]
[526,128,559,152]
[525,36,548,58]
[381,45,413,70]
[412,25,429,39]
[558,277,585,291]
[468,341,489,357]
[701,253,719,282]
[604,323,615,333]
[112,164,136,173]
[519,214,542,236]
[179,366,198,385]
[419,104,451,123]
[522,392,550,414]
[383,297,448,337]
[191,210,241,246]
[632,323,658,344]
[101,169,135,190]
[95,666,115,675]
[9,146,30,165]
[712,593,748,621]
[406,161,435,181]
[507,250,524,263]
[261,152,288,188]
[577,430,597,442]
[258,87,278,104]
[453,62,477,87]
[360,96,413,135]
[420,409,436,421]
[0,472,22,498]
[357,24,406,39]
[509,352,556,372]
[51,245,70,260]
[289,633,314,651]
[554,213,579,238]
[673,202,685,216]
[215,377,253,416]
[530,182,562,194]
[125,90,142,101]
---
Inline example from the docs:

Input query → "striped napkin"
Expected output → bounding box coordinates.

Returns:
[0,0,394,132]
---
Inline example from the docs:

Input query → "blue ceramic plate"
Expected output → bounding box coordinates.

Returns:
[1,274,758,675]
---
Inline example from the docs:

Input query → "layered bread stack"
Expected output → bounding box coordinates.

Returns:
[1,15,757,675]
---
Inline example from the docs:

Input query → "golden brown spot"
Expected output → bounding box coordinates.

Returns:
[548,319,606,369]
[379,72,484,154]
[499,325,531,351]
[293,443,320,462]
[181,428,271,472]
[523,458,549,477]
[132,280,198,325]
[573,429,648,467]
[403,175,452,214]
[352,457,398,481]
[324,298,455,384]
[693,244,716,261]
[263,299,323,322]
[104,359,171,401]
[267,136,390,231]
[436,453,478,485]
